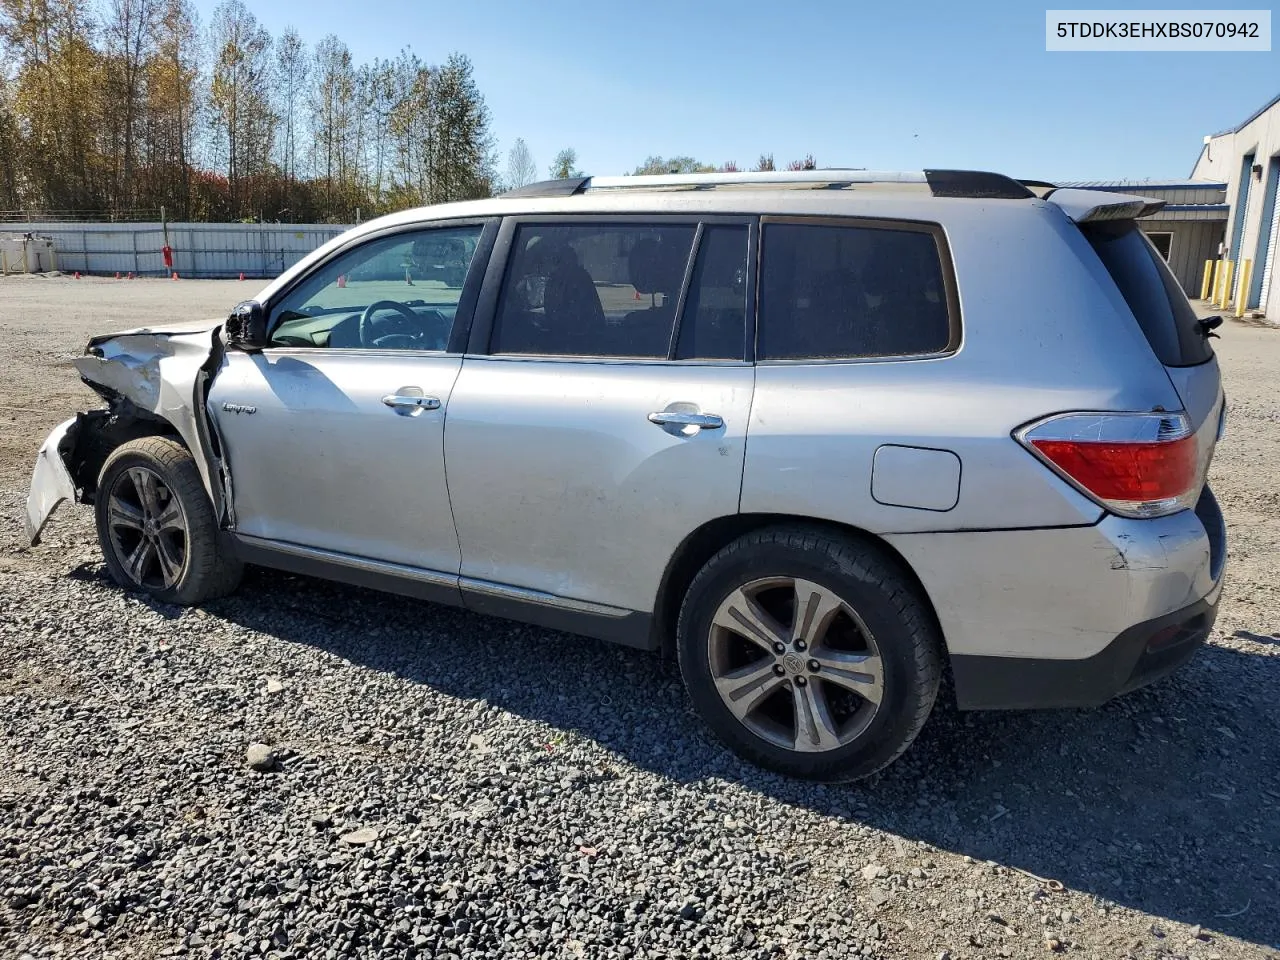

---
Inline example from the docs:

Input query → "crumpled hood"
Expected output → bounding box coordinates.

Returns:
[86,317,223,346]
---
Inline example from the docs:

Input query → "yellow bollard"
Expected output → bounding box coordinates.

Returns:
[1209,259,1223,303]
[1220,260,1235,308]
[1235,260,1254,318]
[1201,260,1215,300]
[0,249,7,276]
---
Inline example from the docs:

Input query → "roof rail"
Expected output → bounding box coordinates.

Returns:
[585,170,926,191]
[500,177,591,199]
[499,169,1039,200]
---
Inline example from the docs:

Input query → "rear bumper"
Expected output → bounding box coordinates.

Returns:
[949,593,1217,709]
[886,486,1226,710]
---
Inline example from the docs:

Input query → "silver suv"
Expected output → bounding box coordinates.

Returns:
[25,170,1227,781]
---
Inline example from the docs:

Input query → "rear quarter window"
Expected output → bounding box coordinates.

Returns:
[757,220,955,361]
[1082,221,1213,367]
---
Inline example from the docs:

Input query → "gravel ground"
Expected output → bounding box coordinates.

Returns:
[1,274,1278,960]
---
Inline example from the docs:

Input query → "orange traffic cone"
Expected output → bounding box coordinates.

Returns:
[171,271,179,280]
[239,272,245,281]
[74,271,80,279]
[115,272,121,280]
[633,289,642,301]
[127,272,134,280]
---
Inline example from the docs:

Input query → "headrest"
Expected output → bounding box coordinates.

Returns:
[629,238,686,296]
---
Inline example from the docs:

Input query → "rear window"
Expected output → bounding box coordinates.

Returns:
[1082,221,1213,367]
[758,222,954,360]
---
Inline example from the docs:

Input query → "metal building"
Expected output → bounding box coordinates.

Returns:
[1191,93,1280,323]
[1058,179,1228,296]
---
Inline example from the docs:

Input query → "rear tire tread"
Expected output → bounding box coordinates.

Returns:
[676,525,942,781]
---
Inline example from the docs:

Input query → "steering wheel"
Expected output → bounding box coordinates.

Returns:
[358,300,421,347]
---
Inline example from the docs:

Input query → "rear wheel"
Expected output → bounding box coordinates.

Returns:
[677,526,941,781]
[95,436,242,604]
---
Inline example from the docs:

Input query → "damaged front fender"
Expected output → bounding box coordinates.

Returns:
[24,320,230,546]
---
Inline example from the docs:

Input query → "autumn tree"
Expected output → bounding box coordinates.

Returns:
[0,8,499,221]
[208,0,274,216]
[142,0,199,217]
[0,73,21,209]
[101,0,158,208]
[1,0,106,211]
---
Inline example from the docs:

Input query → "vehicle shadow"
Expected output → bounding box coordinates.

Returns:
[1232,629,1278,646]
[206,567,1280,948]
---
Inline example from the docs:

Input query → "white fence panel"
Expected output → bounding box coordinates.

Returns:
[0,222,352,278]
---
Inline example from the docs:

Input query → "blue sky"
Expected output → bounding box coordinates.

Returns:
[192,0,1279,181]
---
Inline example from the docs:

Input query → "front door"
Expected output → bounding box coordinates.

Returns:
[207,221,492,573]
[445,218,756,615]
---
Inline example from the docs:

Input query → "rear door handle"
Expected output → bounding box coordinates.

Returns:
[647,411,724,429]
[382,394,441,411]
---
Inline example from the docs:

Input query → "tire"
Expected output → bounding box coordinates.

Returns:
[676,526,942,781]
[94,436,242,605]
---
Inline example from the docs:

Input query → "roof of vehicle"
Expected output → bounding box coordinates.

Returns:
[349,170,1042,233]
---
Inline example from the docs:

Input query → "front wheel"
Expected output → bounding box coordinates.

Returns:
[95,436,242,604]
[676,527,942,781]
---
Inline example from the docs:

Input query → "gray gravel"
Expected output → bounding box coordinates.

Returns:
[2,276,1279,959]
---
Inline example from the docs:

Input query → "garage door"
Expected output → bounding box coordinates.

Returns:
[1261,183,1280,311]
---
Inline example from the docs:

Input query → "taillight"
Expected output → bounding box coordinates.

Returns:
[1016,412,1198,519]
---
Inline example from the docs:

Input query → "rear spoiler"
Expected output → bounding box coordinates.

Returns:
[1043,188,1166,223]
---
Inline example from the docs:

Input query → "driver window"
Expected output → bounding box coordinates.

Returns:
[268,224,484,350]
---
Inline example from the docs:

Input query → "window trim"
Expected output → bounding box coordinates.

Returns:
[469,214,756,363]
[260,217,498,355]
[754,215,963,364]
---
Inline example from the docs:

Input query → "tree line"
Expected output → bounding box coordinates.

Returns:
[0,0,503,222]
[0,0,822,223]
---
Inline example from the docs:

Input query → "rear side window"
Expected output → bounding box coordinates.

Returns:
[491,223,695,358]
[758,221,953,360]
[1083,221,1213,367]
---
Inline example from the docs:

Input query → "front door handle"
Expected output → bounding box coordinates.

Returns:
[647,411,724,430]
[382,394,441,412]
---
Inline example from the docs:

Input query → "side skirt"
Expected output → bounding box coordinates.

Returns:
[229,535,657,650]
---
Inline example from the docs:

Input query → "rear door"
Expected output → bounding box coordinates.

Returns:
[444,217,755,620]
